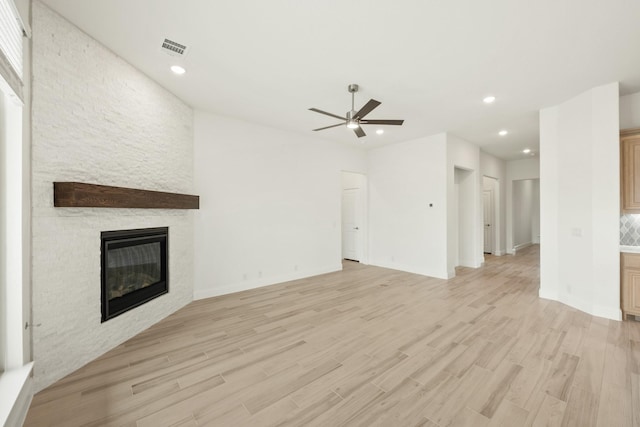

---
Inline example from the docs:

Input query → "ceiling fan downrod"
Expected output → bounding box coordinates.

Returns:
[348,83,359,113]
[346,84,359,128]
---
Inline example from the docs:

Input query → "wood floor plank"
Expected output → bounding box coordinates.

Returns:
[529,392,566,427]
[467,360,523,419]
[448,407,490,427]
[560,385,599,427]
[486,400,529,427]
[242,358,342,414]
[423,364,492,426]
[505,357,553,411]
[544,352,580,402]
[596,381,633,427]
[23,245,640,426]
[631,373,640,427]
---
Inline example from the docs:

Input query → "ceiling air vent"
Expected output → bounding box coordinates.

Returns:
[161,38,188,57]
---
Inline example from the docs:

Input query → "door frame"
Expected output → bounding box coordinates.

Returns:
[482,175,500,257]
[340,171,368,265]
[483,188,494,254]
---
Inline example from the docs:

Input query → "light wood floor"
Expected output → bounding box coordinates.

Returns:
[25,246,640,426]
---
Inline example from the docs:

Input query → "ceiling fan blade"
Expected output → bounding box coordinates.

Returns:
[353,126,366,138]
[355,99,381,119]
[359,119,404,126]
[313,123,344,131]
[309,108,347,121]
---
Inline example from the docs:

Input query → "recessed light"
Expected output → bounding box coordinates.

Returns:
[499,130,508,136]
[376,129,384,135]
[483,96,496,104]
[170,65,186,75]
[523,148,531,154]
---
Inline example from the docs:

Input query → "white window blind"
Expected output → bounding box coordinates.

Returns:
[0,0,23,100]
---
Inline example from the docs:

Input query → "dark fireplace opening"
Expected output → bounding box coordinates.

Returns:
[101,227,168,322]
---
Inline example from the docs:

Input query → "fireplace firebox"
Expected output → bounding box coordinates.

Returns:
[101,227,168,322]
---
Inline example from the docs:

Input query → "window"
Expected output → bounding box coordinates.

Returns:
[0,87,23,373]
[0,0,24,99]
[0,1,30,425]
[0,0,24,376]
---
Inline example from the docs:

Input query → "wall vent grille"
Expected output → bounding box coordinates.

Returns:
[161,38,188,56]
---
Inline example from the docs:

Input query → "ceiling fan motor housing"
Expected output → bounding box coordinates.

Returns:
[346,110,358,129]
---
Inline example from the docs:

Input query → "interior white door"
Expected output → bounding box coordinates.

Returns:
[483,189,493,254]
[342,188,362,261]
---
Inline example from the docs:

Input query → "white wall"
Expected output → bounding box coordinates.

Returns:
[368,133,448,278]
[512,179,535,248]
[447,135,482,275]
[454,168,475,267]
[540,82,620,320]
[620,91,640,129]
[506,158,540,181]
[31,2,195,391]
[480,152,506,255]
[506,158,540,253]
[532,179,540,244]
[341,171,366,189]
[193,112,366,299]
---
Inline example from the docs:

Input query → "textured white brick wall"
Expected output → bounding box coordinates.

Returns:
[31,2,194,392]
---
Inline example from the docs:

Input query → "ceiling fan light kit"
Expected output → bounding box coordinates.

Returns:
[346,111,359,129]
[309,83,404,138]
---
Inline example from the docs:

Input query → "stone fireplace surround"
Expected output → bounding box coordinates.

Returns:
[30,2,194,392]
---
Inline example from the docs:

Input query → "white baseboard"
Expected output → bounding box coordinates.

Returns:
[458,259,483,268]
[458,259,473,268]
[539,289,621,321]
[493,250,505,256]
[370,260,449,280]
[513,242,532,253]
[538,288,558,301]
[193,264,342,300]
[592,305,622,321]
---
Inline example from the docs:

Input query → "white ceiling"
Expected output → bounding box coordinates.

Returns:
[41,0,640,160]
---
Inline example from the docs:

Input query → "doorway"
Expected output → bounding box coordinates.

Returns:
[341,171,366,263]
[482,176,499,255]
[483,189,493,253]
[454,167,475,267]
[511,178,540,252]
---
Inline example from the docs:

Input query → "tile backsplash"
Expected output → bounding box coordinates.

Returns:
[620,214,640,245]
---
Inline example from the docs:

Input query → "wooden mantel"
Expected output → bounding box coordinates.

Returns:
[53,182,199,209]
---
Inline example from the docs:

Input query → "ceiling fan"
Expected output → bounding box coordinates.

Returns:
[309,84,404,138]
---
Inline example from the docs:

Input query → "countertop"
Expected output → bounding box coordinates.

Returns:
[620,245,640,253]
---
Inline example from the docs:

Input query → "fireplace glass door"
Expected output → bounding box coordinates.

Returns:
[101,227,168,321]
